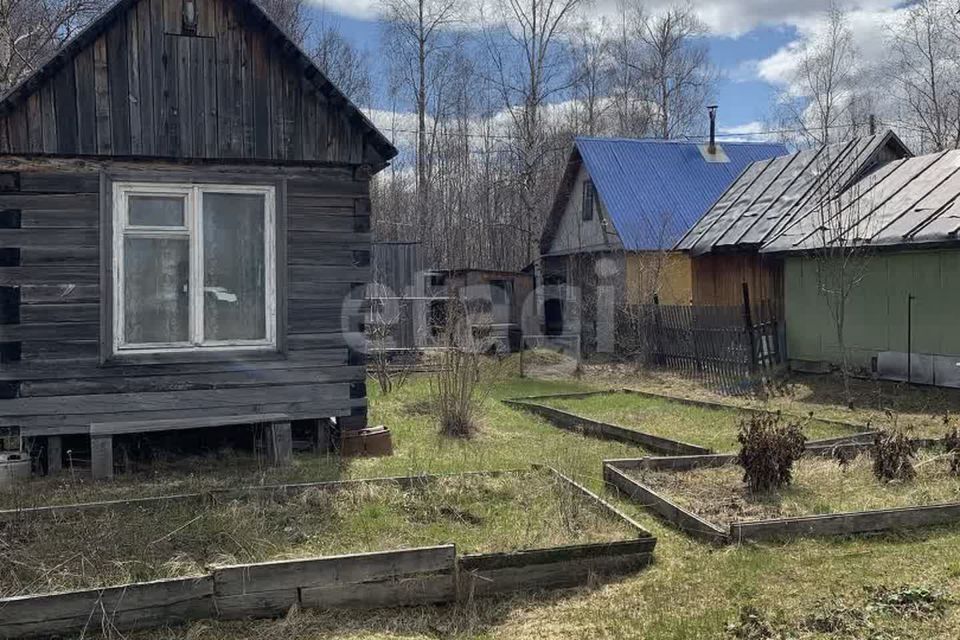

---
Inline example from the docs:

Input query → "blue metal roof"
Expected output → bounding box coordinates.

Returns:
[575,137,788,251]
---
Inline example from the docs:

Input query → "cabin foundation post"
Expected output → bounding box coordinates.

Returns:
[266,421,293,467]
[315,418,334,454]
[46,436,62,475]
[338,407,368,432]
[90,435,114,480]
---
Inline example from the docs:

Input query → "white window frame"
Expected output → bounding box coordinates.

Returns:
[112,182,277,355]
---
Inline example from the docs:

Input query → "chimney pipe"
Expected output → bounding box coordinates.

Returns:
[707,105,718,154]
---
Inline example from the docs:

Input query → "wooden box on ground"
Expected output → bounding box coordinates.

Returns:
[340,425,393,457]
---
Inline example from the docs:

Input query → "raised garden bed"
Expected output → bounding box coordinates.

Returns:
[604,446,960,544]
[508,390,872,454]
[0,467,655,638]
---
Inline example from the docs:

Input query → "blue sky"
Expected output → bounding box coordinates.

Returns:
[303,1,899,136]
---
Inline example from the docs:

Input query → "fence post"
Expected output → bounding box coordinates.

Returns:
[742,283,757,374]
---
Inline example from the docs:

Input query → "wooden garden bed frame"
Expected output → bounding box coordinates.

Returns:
[604,444,958,545]
[505,390,876,456]
[0,467,656,639]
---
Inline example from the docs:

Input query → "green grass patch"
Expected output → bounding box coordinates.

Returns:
[537,391,859,452]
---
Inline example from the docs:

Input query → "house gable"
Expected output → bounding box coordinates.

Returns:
[544,160,621,256]
[0,0,396,166]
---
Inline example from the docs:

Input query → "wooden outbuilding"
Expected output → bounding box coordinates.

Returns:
[676,131,911,315]
[0,0,397,477]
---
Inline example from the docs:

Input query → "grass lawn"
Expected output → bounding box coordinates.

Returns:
[535,391,859,452]
[633,452,960,528]
[0,471,635,598]
[8,365,960,639]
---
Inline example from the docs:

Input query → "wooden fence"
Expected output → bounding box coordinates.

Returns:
[623,291,781,394]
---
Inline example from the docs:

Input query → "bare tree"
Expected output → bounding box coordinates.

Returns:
[887,0,960,151]
[381,0,463,246]
[568,19,613,136]
[483,0,585,264]
[313,23,372,106]
[807,161,875,406]
[0,0,106,91]
[626,2,714,140]
[777,3,860,147]
[256,0,309,45]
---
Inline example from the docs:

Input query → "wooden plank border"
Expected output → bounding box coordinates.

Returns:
[0,467,660,638]
[606,453,960,545]
[603,462,729,544]
[504,398,712,456]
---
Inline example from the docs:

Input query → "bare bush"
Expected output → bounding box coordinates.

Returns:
[430,303,497,438]
[872,428,918,482]
[736,412,807,493]
[945,426,960,477]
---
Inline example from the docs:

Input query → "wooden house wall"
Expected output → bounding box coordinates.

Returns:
[690,254,784,314]
[0,0,382,165]
[0,158,370,436]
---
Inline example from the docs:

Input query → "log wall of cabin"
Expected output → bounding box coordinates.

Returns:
[0,0,382,165]
[0,157,370,436]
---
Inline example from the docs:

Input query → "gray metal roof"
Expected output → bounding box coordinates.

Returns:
[762,150,960,253]
[676,131,912,255]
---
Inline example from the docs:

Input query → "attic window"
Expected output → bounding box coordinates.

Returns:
[582,180,596,221]
[112,182,277,355]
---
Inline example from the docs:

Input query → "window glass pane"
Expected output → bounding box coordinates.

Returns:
[128,195,185,227]
[123,237,189,344]
[203,193,267,341]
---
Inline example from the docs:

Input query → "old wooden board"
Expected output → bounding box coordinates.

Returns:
[214,545,457,596]
[504,398,711,456]
[0,576,213,638]
[603,463,730,544]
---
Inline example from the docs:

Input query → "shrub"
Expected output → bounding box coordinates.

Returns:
[944,427,960,477]
[430,302,497,438]
[736,412,807,493]
[871,429,917,482]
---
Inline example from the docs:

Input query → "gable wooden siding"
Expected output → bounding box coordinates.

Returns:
[0,0,382,165]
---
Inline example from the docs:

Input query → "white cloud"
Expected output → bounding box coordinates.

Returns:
[307,0,380,21]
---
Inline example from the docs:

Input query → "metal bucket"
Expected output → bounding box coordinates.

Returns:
[0,452,31,489]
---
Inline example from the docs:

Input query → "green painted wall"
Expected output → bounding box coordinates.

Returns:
[785,250,960,369]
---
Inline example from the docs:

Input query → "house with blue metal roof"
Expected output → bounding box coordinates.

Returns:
[538,134,787,355]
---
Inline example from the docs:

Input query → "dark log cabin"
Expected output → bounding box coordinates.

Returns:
[0,0,397,478]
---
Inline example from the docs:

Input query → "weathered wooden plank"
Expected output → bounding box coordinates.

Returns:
[0,576,213,630]
[159,32,180,156]
[19,284,100,304]
[249,22,270,158]
[39,83,57,153]
[19,339,99,361]
[0,382,351,418]
[127,5,143,154]
[19,303,98,323]
[730,502,960,542]
[0,322,97,341]
[20,209,98,229]
[93,34,112,154]
[75,48,97,154]
[21,366,364,397]
[8,104,29,152]
[91,412,289,435]
[213,588,298,620]
[14,398,359,433]
[53,63,79,153]
[603,464,729,543]
[458,552,652,597]
[0,229,99,247]
[201,34,218,157]
[107,12,131,154]
[214,545,457,596]
[0,351,348,381]
[0,266,98,285]
[135,0,156,155]
[300,574,454,609]
[459,539,656,572]
[505,400,710,456]
[26,93,42,150]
